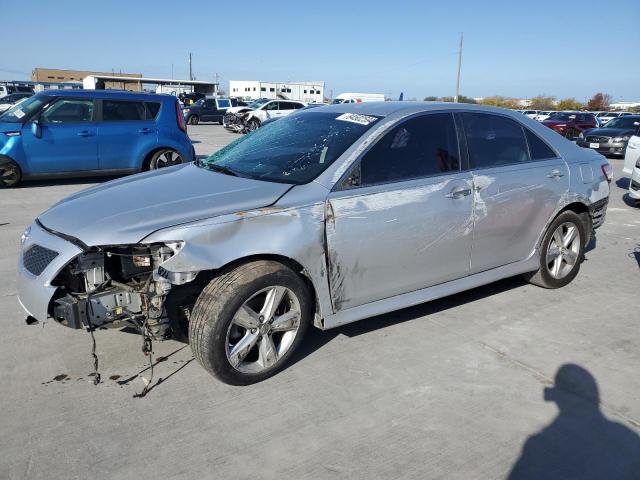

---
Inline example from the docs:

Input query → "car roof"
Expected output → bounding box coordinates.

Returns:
[35,89,174,100]
[316,101,542,118]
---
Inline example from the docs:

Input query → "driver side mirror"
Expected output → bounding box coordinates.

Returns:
[31,119,42,139]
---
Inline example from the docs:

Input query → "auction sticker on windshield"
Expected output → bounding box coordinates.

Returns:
[13,109,25,119]
[335,113,378,125]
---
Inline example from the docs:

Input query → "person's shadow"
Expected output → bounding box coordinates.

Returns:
[508,364,640,479]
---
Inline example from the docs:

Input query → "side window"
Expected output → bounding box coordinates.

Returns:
[102,101,146,121]
[280,102,295,110]
[461,113,530,168]
[293,103,304,109]
[265,102,280,111]
[145,102,161,119]
[204,100,215,109]
[358,113,460,186]
[524,129,556,160]
[40,98,93,123]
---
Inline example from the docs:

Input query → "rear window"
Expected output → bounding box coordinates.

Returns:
[102,100,146,121]
[525,130,556,160]
[216,99,231,109]
[145,102,161,119]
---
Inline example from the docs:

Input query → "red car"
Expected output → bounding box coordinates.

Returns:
[542,112,597,140]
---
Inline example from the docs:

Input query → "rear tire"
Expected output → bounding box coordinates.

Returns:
[523,210,586,289]
[0,160,21,188]
[147,149,183,170]
[188,115,199,125]
[189,260,312,385]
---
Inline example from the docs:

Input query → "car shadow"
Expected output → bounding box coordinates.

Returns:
[288,275,527,369]
[507,364,640,479]
[616,177,630,190]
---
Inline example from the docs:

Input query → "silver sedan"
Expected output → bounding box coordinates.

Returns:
[17,102,611,385]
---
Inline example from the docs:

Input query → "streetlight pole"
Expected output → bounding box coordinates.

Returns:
[455,32,463,103]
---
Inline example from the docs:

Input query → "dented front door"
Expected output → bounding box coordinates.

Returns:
[325,173,474,312]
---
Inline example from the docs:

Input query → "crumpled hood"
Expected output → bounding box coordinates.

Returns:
[38,163,292,246]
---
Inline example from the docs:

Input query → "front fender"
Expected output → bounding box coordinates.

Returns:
[142,203,333,327]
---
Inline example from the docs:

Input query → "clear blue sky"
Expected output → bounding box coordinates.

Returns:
[1,0,638,101]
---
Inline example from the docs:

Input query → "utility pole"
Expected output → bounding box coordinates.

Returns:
[454,32,463,103]
[188,53,193,81]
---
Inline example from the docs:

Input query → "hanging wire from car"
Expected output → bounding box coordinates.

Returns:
[133,296,160,398]
[85,290,101,385]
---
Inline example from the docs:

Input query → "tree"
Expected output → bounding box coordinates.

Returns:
[529,95,556,110]
[479,96,520,109]
[586,92,613,111]
[423,96,438,101]
[557,98,584,111]
[423,95,476,104]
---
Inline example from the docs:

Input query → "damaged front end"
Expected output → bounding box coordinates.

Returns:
[51,242,198,340]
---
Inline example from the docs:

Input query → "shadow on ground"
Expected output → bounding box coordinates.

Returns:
[289,275,528,369]
[508,364,640,479]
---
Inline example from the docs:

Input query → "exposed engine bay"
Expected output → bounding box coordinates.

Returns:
[50,243,200,341]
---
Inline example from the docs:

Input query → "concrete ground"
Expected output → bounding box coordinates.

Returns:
[1,124,638,479]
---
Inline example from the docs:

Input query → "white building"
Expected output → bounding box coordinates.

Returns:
[610,101,640,110]
[229,80,324,103]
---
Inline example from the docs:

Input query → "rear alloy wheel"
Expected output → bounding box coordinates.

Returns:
[188,115,199,125]
[0,161,21,188]
[523,210,586,288]
[148,149,183,170]
[189,260,312,385]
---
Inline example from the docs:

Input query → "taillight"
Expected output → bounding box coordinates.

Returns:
[176,100,187,133]
[601,163,613,182]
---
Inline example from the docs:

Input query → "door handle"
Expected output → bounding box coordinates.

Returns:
[445,187,472,199]
[547,169,565,179]
[138,128,152,134]
[76,131,91,137]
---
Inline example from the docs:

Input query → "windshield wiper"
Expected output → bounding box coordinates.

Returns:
[205,163,242,177]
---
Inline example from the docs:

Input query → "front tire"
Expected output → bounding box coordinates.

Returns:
[246,119,260,132]
[523,210,586,288]
[189,260,312,385]
[147,149,183,170]
[0,160,21,188]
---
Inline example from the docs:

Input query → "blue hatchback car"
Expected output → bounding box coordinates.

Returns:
[0,90,194,187]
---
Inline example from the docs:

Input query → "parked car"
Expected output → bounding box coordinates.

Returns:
[259,103,326,127]
[224,99,306,132]
[622,133,640,177]
[331,93,385,104]
[543,112,597,139]
[0,90,193,188]
[0,84,33,98]
[182,98,234,125]
[626,149,640,201]
[576,115,640,157]
[16,102,610,385]
[0,92,33,113]
[523,110,539,119]
[534,111,554,122]
[597,112,632,125]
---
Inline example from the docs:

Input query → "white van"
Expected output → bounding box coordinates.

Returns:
[332,92,385,104]
[0,84,34,98]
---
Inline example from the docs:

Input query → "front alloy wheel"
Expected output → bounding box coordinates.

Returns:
[189,260,311,385]
[226,286,302,373]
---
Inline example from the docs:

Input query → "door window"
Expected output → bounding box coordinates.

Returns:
[41,98,94,123]
[145,102,161,119]
[525,130,556,160]
[102,100,146,121]
[264,102,280,111]
[460,113,530,168]
[357,113,460,186]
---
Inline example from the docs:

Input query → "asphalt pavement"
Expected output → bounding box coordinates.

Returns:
[1,124,638,479]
